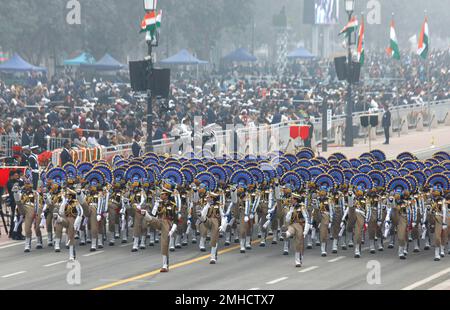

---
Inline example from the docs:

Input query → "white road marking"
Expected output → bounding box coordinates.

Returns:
[44,260,67,267]
[266,277,288,285]
[248,288,260,290]
[402,267,450,290]
[328,256,345,263]
[83,250,105,257]
[120,243,132,247]
[299,266,319,273]
[2,271,27,278]
[428,279,450,290]
[0,237,49,249]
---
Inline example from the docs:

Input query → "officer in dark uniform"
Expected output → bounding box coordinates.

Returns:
[382,105,391,145]
[28,146,40,190]
[60,140,73,166]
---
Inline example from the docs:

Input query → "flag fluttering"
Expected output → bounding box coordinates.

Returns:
[357,15,365,65]
[386,18,400,60]
[417,16,429,59]
[140,9,162,40]
[339,16,359,37]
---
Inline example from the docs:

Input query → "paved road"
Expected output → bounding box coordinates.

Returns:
[0,233,449,290]
[0,146,449,290]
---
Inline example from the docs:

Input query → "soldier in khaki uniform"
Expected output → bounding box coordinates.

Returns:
[330,187,344,254]
[352,189,367,258]
[128,181,148,252]
[199,190,224,263]
[143,182,178,272]
[315,188,333,257]
[13,182,44,252]
[108,180,125,246]
[366,188,382,254]
[428,189,447,261]
[78,180,109,252]
[282,193,310,267]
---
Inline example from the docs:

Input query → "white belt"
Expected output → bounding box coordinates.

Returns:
[32,169,39,173]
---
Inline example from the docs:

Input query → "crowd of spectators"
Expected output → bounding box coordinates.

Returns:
[0,49,448,155]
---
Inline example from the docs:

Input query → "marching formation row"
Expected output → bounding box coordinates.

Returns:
[11,148,450,271]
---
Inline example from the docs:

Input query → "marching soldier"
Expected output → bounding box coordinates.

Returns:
[428,187,447,261]
[199,190,224,264]
[128,180,148,252]
[108,179,125,246]
[366,188,382,254]
[315,187,333,257]
[51,171,84,261]
[13,180,44,252]
[78,177,109,251]
[143,181,179,272]
[352,188,367,258]
[282,193,310,267]
[330,186,345,254]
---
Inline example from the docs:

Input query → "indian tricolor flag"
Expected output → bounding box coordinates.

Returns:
[339,16,358,37]
[417,16,429,59]
[357,16,365,65]
[386,18,400,60]
[140,10,162,34]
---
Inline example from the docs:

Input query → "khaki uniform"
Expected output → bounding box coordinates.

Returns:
[146,199,177,256]
[16,191,43,244]
[199,202,222,248]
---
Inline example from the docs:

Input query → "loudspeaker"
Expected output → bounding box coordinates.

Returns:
[150,68,170,98]
[129,61,171,98]
[370,115,379,127]
[334,56,347,81]
[360,116,369,128]
[348,61,361,83]
[129,60,148,92]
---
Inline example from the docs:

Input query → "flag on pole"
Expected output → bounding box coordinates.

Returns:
[140,10,157,33]
[140,9,162,42]
[417,16,429,59]
[357,15,365,65]
[339,16,359,37]
[386,18,400,60]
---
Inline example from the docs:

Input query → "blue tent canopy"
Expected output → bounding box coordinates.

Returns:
[81,54,125,71]
[63,52,96,66]
[0,54,47,72]
[287,47,315,59]
[159,49,208,65]
[222,48,257,62]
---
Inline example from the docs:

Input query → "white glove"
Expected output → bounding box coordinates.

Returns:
[249,213,255,220]
[328,223,332,229]
[377,221,382,227]
[96,215,102,222]
[244,216,249,223]
[443,224,448,230]
[412,222,417,228]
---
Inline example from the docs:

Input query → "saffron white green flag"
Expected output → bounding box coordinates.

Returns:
[357,16,365,65]
[417,16,429,59]
[386,19,400,60]
[339,16,358,37]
